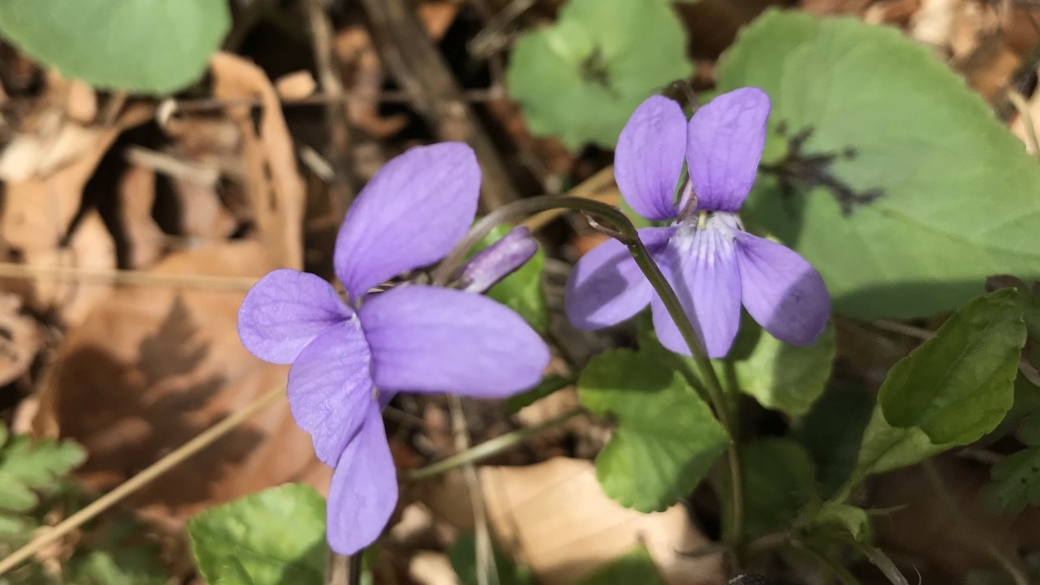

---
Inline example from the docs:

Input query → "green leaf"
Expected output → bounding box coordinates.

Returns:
[506,0,692,149]
[982,447,1040,514]
[879,290,1025,445]
[471,224,549,333]
[793,385,875,498]
[575,546,665,585]
[847,292,1025,488]
[0,426,85,513]
[578,349,730,512]
[716,10,1040,319]
[725,317,836,417]
[0,0,230,94]
[850,408,955,485]
[188,483,327,585]
[66,550,167,585]
[448,533,535,585]
[734,438,816,538]
[803,502,872,542]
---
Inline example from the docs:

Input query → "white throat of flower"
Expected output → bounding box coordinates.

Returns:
[673,211,742,266]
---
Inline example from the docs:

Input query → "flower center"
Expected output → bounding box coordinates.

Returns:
[673,211,742,266]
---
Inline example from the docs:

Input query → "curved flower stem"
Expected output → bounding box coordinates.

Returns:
[439,195,746,552]
[0,385,285,578]
[405,408,585,482]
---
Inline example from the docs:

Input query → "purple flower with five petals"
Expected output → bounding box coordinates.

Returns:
[237,143,550,554]
[565,88,830,358]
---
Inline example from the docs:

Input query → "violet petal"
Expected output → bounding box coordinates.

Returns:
[615,96,686,221]
[455,226,539,293]
[359,285,549,398]
[286,317,374,466]
[565,226,676,329]
[237,269,352,365]
[651,221,742,358]
[735,232,830,345]
[333,143,480,302]
[686,88,771,212]
[326,403,397,555]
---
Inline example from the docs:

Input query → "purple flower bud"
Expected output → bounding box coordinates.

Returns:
[454,226,538,293]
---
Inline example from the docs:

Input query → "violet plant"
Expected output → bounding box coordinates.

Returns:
[566,89,831,358]
[236,143,550,554]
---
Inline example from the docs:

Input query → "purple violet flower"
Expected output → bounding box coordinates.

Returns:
[237,143,550,555]
[565,88,830,358]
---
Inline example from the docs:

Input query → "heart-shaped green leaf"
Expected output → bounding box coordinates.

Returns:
[0,0,229,94]
[507,0,692,149]
[578,349,729,512]
[188,483,327,585]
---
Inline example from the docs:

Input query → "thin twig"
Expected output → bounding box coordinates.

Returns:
[357,0,521,210]
[0,262,257,290]
[405,408,584,482]
[304,0,355,213]
[448,396,498,585]
[0,386,285,577]
[172,89,499,113]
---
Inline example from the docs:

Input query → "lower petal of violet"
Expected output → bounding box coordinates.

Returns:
[651,224,742,358]
[735,232,830,346]
[287,318,375,466]
[359,285,549,398]
[565,226,676,330]
[237,269,354,365]
[327,402,398,555]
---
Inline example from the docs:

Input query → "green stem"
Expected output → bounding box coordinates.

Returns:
[405,408,585,482]
[437,196,746,551]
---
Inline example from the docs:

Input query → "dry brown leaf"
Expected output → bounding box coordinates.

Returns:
[418,1,460,41]
[408,551,458,585]
[36,241,330,521]
[870,455,1040,580]
[210,53,305,269]
[335,26,410,139]
[480,458,724,585]
[0,292,40,387]
[0,104,151,268]
[275,71,318,101]
[117,165,165,270]
[65,80,97,124]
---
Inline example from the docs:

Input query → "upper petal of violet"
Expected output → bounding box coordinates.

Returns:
[359,285,550,398]
[686,87,771,212]
[286,318,375,466]
[238,269,353,365]
[333,143,481,302]
[326,402,398,555]
[615,96,687,222]
[735,232,830,346]
[565,226,676,330]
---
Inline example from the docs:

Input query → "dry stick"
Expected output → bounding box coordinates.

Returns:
[0,262,257,291]
[0,386,285,577]
[303,0,356,215]
[173,89,499,113]
[356,0,521,211]
[448,396,499,585]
